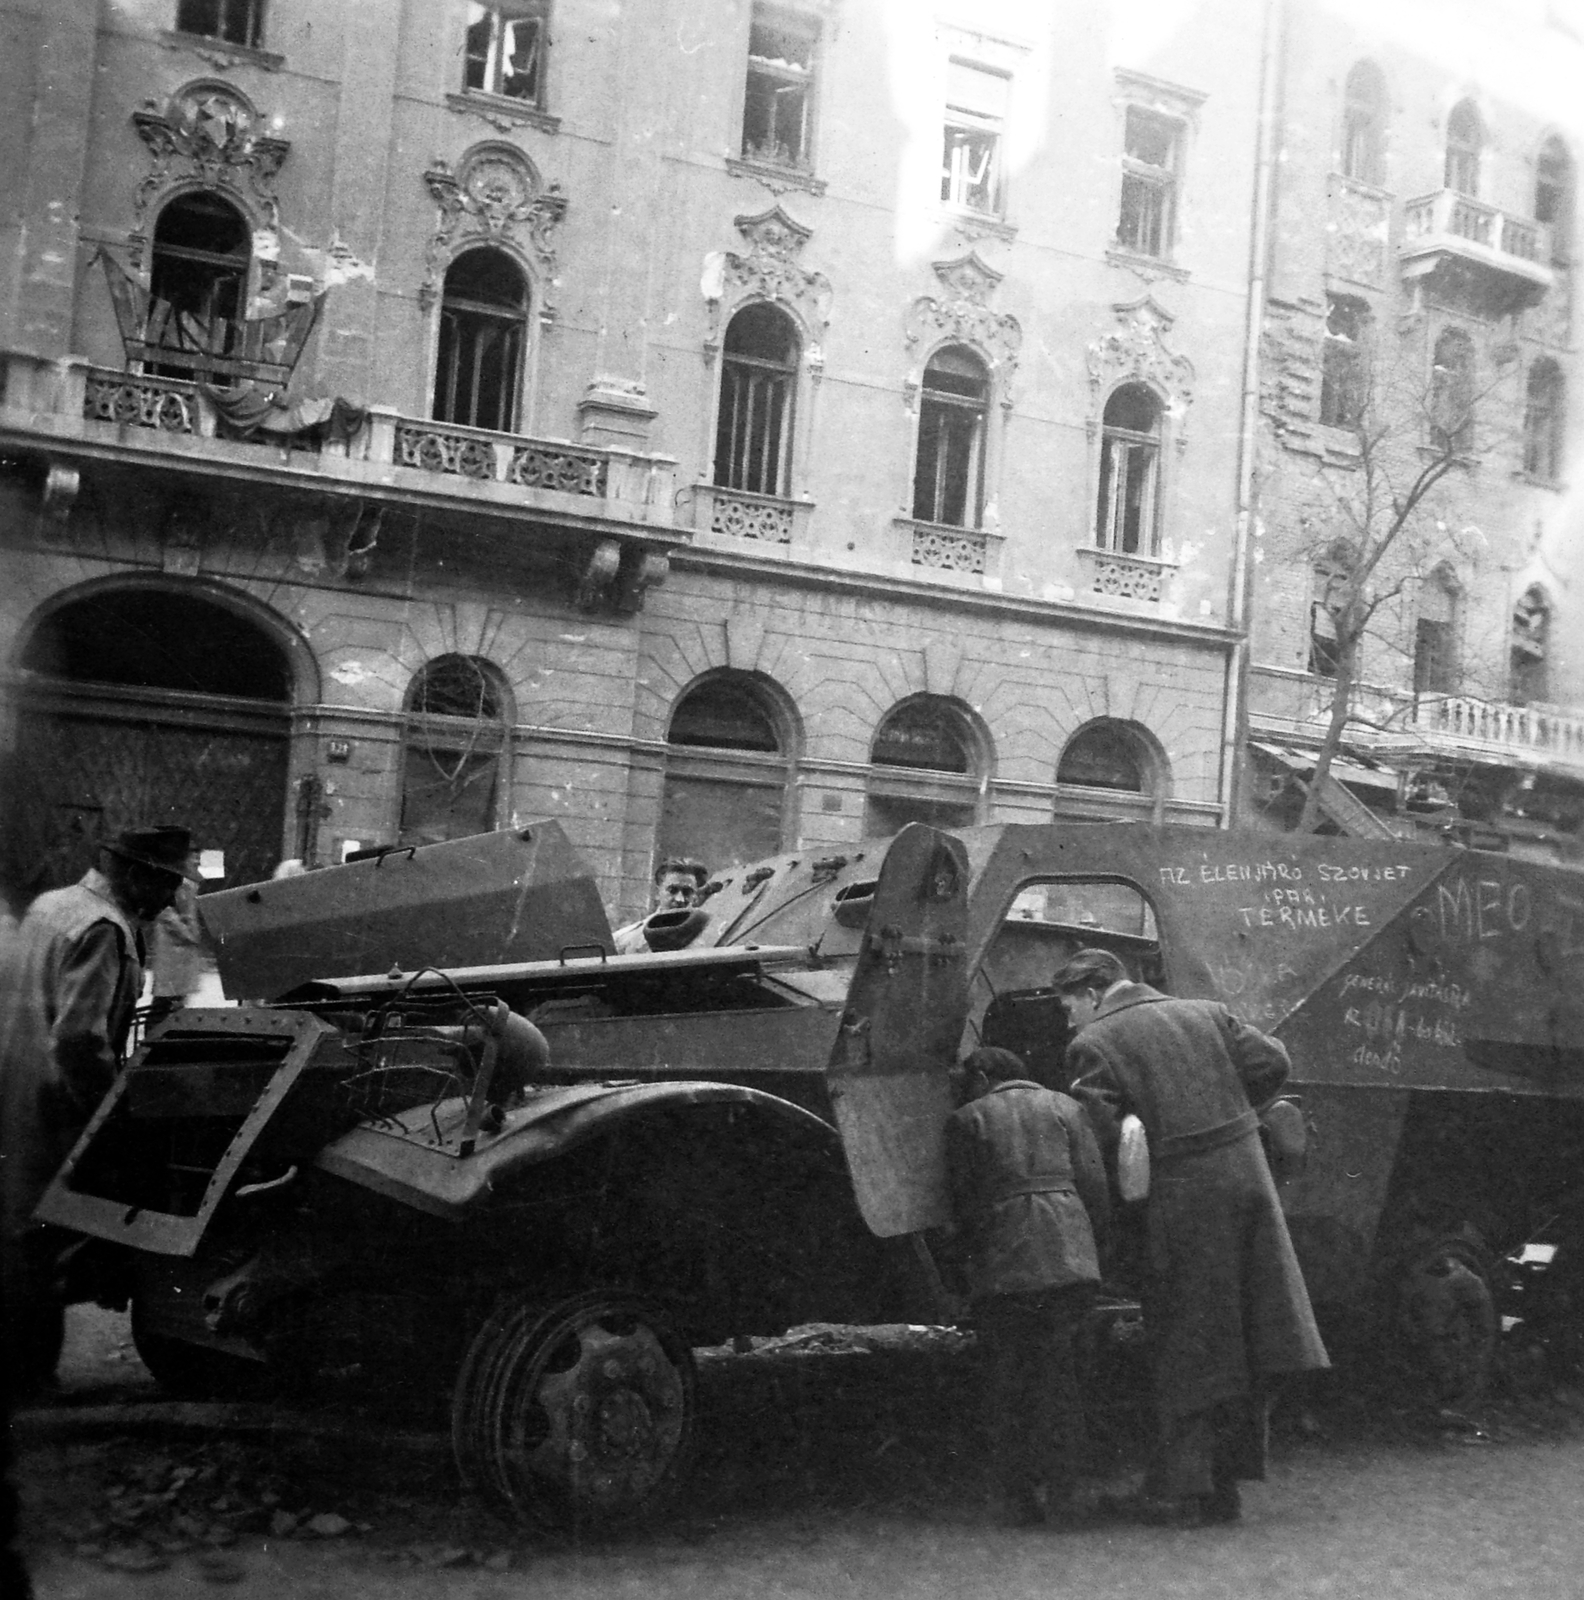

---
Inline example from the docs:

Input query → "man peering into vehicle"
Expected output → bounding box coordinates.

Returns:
[945,1044,1111,1528]
[1053,947,1329,1526]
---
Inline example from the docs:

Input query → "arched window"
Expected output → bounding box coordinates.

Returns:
[1445,99,1483,196]
[1524,359,1565,482]
[1536,137,1573,261]
[913,346,988,528]
[659,673,791,871]
[1511,587,1550,706]
[715,303,799,497]
[1057,724,1146,792]
[1341,61,1387,186]
[865,696,984,836]
[1414,566,1460,696]
[1054,721,1164,822]
[400,655,511,846]
[1430,328,1475,454]
[433,249,529,432]
[147,192,251,383]
[1096,384,1163,556]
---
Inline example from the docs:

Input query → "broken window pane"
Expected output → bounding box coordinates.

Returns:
[463,1,547,104]
[941,61,1008,213]
[1116,107,1179,257]
[433,248,529,432]
[742,8,817,168]
[1320,295,1369,428]
[146,192,251,384]
[176,0,263,48]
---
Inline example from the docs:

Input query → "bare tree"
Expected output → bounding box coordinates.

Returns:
[1284,312,1515,834]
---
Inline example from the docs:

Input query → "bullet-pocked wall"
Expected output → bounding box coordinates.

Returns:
[0,0,1267,918]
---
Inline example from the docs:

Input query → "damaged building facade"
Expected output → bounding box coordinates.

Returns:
[0,0,1272,915]
[1246,0,1584,859]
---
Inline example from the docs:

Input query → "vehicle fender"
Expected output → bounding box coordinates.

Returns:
[313,1080,839,1221]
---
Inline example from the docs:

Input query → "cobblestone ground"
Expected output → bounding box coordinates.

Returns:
[13,1306,1584,1599]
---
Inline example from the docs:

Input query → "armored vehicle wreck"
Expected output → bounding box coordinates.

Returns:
[36,820,1584,1525]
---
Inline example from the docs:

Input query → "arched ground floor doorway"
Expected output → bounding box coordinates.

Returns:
[7,584,294,899]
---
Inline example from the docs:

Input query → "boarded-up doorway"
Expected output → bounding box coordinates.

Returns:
[7,586,293,899]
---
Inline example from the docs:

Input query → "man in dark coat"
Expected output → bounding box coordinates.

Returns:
[1053,948,1328,1526]
[0,825,195,1390]
[945,1045,1111,1526]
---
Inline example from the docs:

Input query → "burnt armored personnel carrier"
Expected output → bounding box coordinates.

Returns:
[37,820,1584,1526]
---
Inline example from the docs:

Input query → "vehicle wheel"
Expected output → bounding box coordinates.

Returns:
[452,1289,696,1530]
[1395,1227,1499,1408]
[129,1296,270,1401]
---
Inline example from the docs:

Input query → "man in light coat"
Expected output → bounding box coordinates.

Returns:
[1053,948,1328,1526]
[0,825,195,1390]
[946,1045,1111,1526]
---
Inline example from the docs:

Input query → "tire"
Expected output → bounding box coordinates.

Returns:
[129,1295,271,1401]
[1394,1227,1499,1408]
[451,1289,697,1530]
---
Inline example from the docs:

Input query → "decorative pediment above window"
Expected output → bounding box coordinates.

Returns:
[701,205,833,358]
[1086,295,1195,411]
[131,81,290,239]
[420,142,567,312]
[904,252,1022,388]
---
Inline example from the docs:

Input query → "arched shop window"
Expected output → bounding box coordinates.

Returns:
[658,673,792,872]
[400,654,512,846]
[865,695,984,836]
[1054,720,1164,821]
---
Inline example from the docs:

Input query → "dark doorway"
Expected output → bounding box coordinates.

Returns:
[8,587,293,900]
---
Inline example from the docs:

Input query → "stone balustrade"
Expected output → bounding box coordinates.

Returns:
[1075,546,1175,603]
[1411,694,1584,767]
[1400,189,1554,291]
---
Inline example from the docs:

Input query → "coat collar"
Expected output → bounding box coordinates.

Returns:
[1086,981,1166,1026]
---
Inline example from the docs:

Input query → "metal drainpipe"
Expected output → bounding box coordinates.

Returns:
[1219,0,1285,828]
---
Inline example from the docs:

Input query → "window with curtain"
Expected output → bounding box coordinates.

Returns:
[715,303,799,497]
[463,2,548,104]
[742,6,818,169]
[433,248,529,433]
[1096,384,1163,556]
[913,347,989,528]
[146,192,251,383]
[941,59,1009,214]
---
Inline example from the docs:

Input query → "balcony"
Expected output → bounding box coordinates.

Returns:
[1409,694,1584,773]
[1400,190,1554,306]
[1075,547,1175,605]
[690,483,814,552]
[1,350,681,538]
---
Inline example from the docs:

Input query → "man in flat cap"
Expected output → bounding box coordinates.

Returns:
[0,825,197,1391]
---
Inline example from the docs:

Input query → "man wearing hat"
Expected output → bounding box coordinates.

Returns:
[0,825,197,1391]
